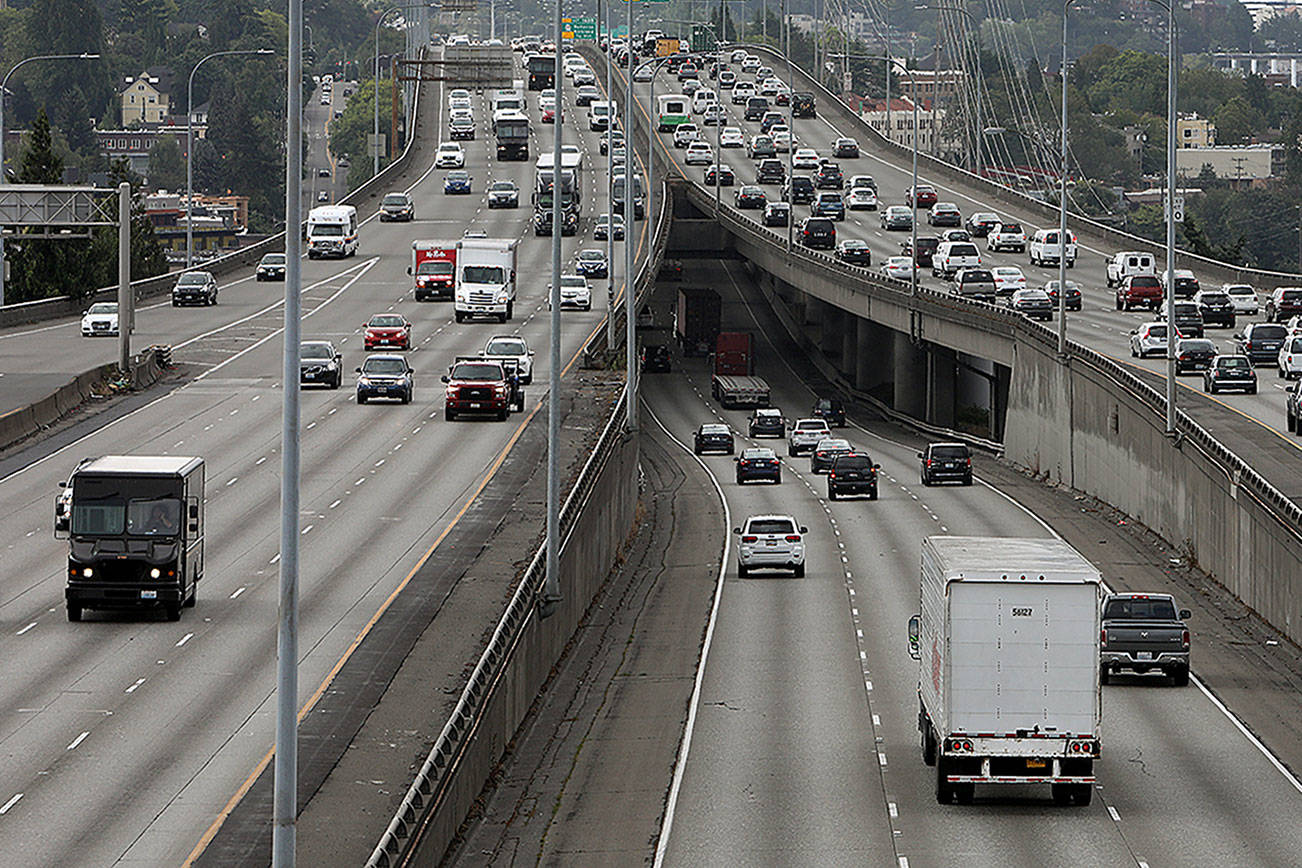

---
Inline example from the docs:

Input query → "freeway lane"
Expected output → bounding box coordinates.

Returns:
[624,56,1302,496]
[0,61,652,864]
[644,258,1302,867]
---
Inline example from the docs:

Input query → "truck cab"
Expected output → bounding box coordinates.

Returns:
[60,456,204,622]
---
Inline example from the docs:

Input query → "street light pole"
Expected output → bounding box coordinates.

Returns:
[0,51,100,308]
[542,0,565,616]
[1162,0,1178,435]
[604,0,616,348]
[1057,0,1074,357]
[626,0,637,432]
[374,5,417,179]
[188,48,273,270]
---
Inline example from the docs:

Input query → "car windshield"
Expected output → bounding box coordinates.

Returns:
[370,315,404,327]
[748,518,795,535]
[1227,286,1253,295]
[262,254,286,264]
[579,251,604,261]
[491,182,515,191]
[561,276,586,287]
[1103,598,1176,620]
[1200,293,1229,303]
[364,358,408,375]
[1147,325,1168,338]
[931,445,968,460]
[701,425,730,435]
[741,448,775,459]
[949,244,979,256]
[418,261,453,276]
[178,273,209,285]
[1180,340,1215,351]
[796,421,827,431]
[816,439,851,451]
[451,362,502,379]
[88,303,117,314]
[448,171,468,180]
[301,343,334,359]
[486,339,526,355]
[383,195,409,206]
[756,409,781,418]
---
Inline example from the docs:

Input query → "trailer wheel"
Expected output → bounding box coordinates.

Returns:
[922,724,937,766]
[1052,784,1073,806]
[1072,784,1093,805]
[954,783,974,805]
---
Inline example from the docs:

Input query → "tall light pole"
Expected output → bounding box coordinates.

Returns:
[916,2,983,177]
[274,0,303,862]
[603,0,616,347]
[1057,0,1076,357]
[0,51,99,308]
[625,0,637,432]
[1158,0,1178,435]
[187,48,273,269]
[541,0,566,618]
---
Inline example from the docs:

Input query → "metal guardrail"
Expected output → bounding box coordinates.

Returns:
[739,42,1302,289]
[365,388,629,867]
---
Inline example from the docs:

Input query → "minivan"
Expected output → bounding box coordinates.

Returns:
[691,88,717,114]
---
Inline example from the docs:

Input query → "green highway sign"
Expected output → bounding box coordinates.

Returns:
[573,16,597,39]
[691,23,718,52]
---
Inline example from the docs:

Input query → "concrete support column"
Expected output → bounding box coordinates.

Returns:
[992,363,1010,441]
[893,332,927,419]
[927,344,958,429]
[841,313,858,384]
[821,304,844,367]
[852,318,893,394]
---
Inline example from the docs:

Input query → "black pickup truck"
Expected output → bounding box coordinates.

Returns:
[1100,592,1192,686]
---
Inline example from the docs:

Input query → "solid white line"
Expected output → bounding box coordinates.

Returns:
[230,587,246,599]
[888,801,898,818]
[66,731,89,751]
[647,402,732,868]
[0,794,22,815]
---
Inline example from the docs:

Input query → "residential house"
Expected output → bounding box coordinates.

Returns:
[121,66,175,126]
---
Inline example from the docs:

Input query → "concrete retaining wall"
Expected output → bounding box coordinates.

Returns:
[406,428,641,863]
[743,44,1302,289]
[0,348,162,452]
[1005,333,1302,644]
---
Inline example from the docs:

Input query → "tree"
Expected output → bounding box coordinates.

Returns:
[148,134,187,191]
[19,109,63,183]
[1211,96,1265,145]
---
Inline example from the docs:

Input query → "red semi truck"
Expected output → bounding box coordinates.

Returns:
[409,241,457,301]
[711,332,771,408]
[675,287,722,356]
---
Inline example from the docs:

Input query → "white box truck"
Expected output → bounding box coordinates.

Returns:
[454,238,518,323]
[908,536,1102,806]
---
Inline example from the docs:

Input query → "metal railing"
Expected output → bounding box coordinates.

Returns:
[365,388,630,867]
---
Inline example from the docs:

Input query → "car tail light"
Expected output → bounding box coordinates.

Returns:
[829,471,836,479]
[742,535,758,543]
[785,534,802,542]
[1245,341,1252,350]
[925,458,933,467]
[966,458,972,466]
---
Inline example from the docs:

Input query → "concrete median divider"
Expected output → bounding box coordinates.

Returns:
[0,348,161,452]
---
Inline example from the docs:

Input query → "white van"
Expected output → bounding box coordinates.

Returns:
[306,205,359,259]
[1028,228,1077,268]
[691,88,717,115]
[1105,250,1156,287]
[588,100,616,131]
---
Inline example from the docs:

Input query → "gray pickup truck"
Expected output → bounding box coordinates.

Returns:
[1100,592,1192,686]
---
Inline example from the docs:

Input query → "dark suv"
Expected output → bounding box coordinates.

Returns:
[919,442,972,486]
[1265,286,1302,322]
[744,97,770,121]
[799,217,836,250]
[784,176,815,204]
[827,452,879,500]
[902,235,941,267]
[1235,322,1288,365]
[756,158,785,184]
[792,92,816,118]
[812,396,846,427]
[814,161,844,189]
[1164,300,1205,339]
[748,408,786,437]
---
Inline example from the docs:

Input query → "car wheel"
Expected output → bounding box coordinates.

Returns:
[738,563,749,577]
[455,311,466,323]
[787,444,795,456]
[775,471,782,484]
[357,393,367,404]
[67,604,82,622]
[402,389,412,405]
[921,472,930,486]
[828,487,837,500]
[172,300,179,307]
[1171,665,1190,687]
[184,583,197,607]
[1100,666,1111,686]
[793,563,805,578]
[164,602,182,622]
[1249,386,1258,395]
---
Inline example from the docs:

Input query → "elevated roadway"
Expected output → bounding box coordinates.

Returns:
[0,62,649,865]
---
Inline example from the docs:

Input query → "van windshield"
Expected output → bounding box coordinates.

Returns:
[418,261,453,276]
[312,224,344,236]
[71,496,182,537]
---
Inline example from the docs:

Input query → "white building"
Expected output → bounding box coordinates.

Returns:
[860,96,948,152]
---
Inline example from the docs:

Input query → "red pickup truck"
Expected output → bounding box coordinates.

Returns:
[1116,274,1164,311]
[442,358,512,421]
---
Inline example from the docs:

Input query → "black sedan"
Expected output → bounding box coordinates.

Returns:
[809,437,853,473]
[256,253,287,281]
[748,407,786,437]
[694,423,735,455]
[1044,279,1082,312]
[832,137,859,158]
[836,239,871,266]
[641,345,671,373]
[1174,338,1217,374]
[704,164,735,186]
[965,212,1001,237]
[300,340,342,389]
[734,185,767,209]
[734,447,782,484]
[1203,354,1257,394]
[828,452,879,500]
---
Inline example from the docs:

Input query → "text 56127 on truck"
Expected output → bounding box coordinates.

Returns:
[409,240,456,301]
[908,536,1102,806]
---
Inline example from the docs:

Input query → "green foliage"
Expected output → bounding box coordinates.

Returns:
[19,109,63,183]
[147,134,186,191]
[1211,96,1265,146]
[331,77,396,189]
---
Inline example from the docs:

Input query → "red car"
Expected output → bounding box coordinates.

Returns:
[906,184,938,208]
[363,313,412,350]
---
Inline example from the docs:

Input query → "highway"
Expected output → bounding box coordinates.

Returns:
[624,55,1302,493]
[641,258,1302,866]
[0,59,648,864]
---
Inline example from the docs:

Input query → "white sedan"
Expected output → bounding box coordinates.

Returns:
[846,187,877,210]
[434,142,465,168]
[719,126,745,148]
[684,141,714,165]
[880,256,915,281]
[991,265,1027,295]
[792,148,820,169]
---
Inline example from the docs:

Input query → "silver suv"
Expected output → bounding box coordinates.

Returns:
[787,417,830,456]
[735,514,807,577]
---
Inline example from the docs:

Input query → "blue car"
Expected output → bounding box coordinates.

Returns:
[444,170,472,194]
[812,192,845,221]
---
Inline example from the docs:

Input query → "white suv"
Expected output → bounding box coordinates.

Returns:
[787,417,831,456]
[1028,228,1077,267]
[735,514,807,577]
[434,142,465,168]
[482,334,534,383]
[932,240,982,279]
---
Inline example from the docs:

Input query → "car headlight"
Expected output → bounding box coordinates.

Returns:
[358,376,372,385]
[325,361,337,370]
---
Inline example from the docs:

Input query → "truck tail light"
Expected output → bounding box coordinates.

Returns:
[1068,739,1097,756]
[946,739,974,752]
[1182,630,1190,648]
[1100,628,1107,646]
[965,458,972,466]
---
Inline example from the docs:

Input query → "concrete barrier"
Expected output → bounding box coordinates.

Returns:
[0,348,161,452]
[741,43,1302,290]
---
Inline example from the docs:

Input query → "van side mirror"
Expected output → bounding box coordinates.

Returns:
[58,480,67,488]
[355,367,362,373]
[908,614,921,660]
[1178,609,1191,620]
[407,266,412,275]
